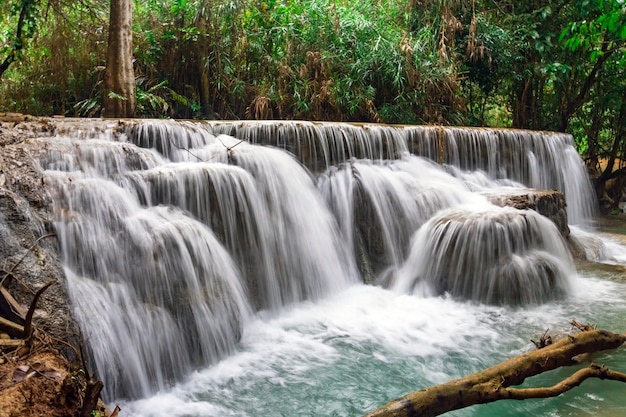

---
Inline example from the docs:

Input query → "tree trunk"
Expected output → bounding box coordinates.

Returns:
[512,77,532,129]
[585,105,604,175]
[196,17,211,118]
[599,91,626,183]
[102,0,135,118]
[364,326,626,417]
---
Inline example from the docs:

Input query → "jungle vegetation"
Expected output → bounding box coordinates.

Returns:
[1,0,625,205]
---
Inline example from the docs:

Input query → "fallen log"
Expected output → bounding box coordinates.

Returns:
[364,326,626,417]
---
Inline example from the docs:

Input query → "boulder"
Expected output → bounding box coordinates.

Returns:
[485,189,570,239]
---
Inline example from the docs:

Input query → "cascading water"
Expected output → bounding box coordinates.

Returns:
[34,120,624,415]
[395,205,574,304]
[40,121,360,399]
[208,121,597,226]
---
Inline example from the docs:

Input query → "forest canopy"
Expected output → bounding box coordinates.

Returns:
[1,0,625,202]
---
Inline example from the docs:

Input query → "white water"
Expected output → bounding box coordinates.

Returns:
[35,120,626,415]
[208,122,598,226]
[121,270,626,417]
[395,205,574,304]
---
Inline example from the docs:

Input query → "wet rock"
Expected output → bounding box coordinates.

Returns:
[0,118,78,354]
[485,189,570,238]
[398,207,573,305]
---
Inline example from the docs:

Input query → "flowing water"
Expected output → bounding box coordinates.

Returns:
[36,120,625,416]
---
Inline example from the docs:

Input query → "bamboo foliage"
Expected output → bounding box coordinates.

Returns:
[0,0,624,164]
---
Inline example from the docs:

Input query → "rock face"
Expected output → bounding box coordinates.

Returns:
[0,119,76,343]
[486,189,570,239]
[0,118,87,416]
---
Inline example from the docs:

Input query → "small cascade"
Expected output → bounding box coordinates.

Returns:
[318,156,484,282]
[33,119,596,402]
[122,150,358,309]
[46,171,250,399]
[440,128,598,226]
[208,121,597,225]
[208,120,410,172]
[395,205,574,304]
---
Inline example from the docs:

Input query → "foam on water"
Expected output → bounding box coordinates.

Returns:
[119,275,626,417]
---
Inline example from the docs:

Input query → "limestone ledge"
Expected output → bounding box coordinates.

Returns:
[485,189,570,238]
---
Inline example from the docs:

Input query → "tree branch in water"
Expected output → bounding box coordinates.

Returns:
[364,324,626,417]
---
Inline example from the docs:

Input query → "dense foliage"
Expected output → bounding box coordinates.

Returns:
[1,0,625,205]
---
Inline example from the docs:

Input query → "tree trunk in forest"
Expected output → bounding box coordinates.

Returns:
[593,92,626,209]
[364,325,626,417]
[556,35,615,133]
[102,0,136,118]
[599,92,626,183]
[196,17,211,118]
[512,78,533,129]
[585,107,604,174]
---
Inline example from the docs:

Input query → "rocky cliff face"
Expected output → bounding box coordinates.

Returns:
[0,118,75,342]
[0,116,88,417]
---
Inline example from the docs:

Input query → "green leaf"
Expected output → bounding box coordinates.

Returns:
[590,49,604,61]
[148,80,168,93]
[107,91,128,101]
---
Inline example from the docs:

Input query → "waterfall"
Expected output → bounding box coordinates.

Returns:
[395,205,574,304]
[36,120,594,401]
[208,122,597,226]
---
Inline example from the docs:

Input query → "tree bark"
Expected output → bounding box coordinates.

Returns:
[196,17,211,117]
[598,90,626,183]
[364,327,626,417]
[512,77,533,129]
[102,0,136,118]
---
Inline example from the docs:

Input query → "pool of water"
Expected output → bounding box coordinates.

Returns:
[118,231,626,417]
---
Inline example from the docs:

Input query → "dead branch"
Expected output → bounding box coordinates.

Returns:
[571,320,596,332]
[530,328,552,349]
[0,286,27,324]
[505,364,626,399]
[363,327,626,417]
[0,339,24,349]
[23,280,55,346]
[81,380,104,417]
